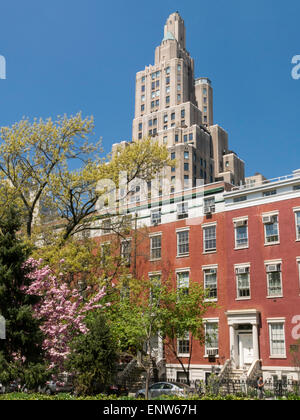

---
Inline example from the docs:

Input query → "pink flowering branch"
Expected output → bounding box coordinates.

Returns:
[22,258,107,370]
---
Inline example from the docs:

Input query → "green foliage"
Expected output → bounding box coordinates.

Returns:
[66,312,118,396]
[0,206,49,387]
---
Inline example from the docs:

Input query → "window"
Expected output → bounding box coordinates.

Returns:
[204,268,218,300]
[150,235,162,260]
[269,322,286,357]
[141,95,145,102]
[177,84,181,91]
[181,109,185,119]
[164,114,168,123]
[177,230,189,256]
[204,197,215,214]
[203,88,207,95]
[175,134,179,143]
[234,219,248,248]
[155,99,159,107]
[163,136,167,144]
[184,175,189,188]
[156,80,160,88]
[266,264,282,297]
[142,76,145,83]
[177,64,181,72]
[189,133,193,141]
[177,94,181,101]
[295,211,300,240]
[166,96,170,104]
[171,112,175,120]
[171,152,176,160]
[236,266,250,298]
[101,242,111,263]
[165,66,170,74]
[263,190,277,197]
[149,273,161,304]
[178,332,190,355]
[101,219,111,235]
[184,151,189,159]
[166,86,170,94]
[177,271,189,295]
[205,323,219,355]
[121,240,131,265]
[141,104,145,112]
[138,122,142,131]
[177,202,189,219]
[263,214,279,244]
[234,196,247,203]
[203,225,216,252]
[151,209,161,225]
[184,162,189,171]
[293,185,300,191]
[166,76,170,85]
[141,85,145,92]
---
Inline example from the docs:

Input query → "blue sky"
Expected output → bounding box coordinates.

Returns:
[0,0,299,178]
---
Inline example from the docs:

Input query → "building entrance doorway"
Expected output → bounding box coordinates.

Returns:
[238,333,254,367]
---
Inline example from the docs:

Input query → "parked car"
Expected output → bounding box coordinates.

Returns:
[0,383,6,394]
[106,384,128,397]
[135,381,194,399]
[43,374,74,395]
[3,380,28,393]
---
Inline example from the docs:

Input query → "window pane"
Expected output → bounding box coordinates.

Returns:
[268,271,282,296]
[270,323,285,356]
[204,271,217,299]
[206,323,219,350]
[204,226,216,252]
[237,273,250,298]
[177,231,189,255]
[236,226,248,247]
[151,236,161,259]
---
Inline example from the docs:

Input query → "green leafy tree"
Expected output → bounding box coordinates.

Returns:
[66,312,118,396]
[0,206,48,387]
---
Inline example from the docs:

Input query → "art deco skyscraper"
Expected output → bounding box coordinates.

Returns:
[117,12,245,191]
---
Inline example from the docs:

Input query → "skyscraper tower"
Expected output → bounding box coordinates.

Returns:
[119,12,245,191]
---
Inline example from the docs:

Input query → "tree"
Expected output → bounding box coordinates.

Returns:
[23,258,108,371]
[0,113,96,238]
[0,206,47,386]
[108,276,163,400]
[159,282,216,385]
[0,114,173,245]
[108,277,215,397]
[66,312,118,395]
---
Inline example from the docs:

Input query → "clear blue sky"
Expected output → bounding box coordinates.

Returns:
[0,0,299,178]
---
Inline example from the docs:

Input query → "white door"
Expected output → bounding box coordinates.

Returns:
[239,334,254,366]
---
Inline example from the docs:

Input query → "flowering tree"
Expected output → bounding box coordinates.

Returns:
[23,258,108,370]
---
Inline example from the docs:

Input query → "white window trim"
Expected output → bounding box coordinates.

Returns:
[204,320,219,358]
[202,223,217,254]
[234,222,249,250]
[235,264,251,300]
[293,209,300,241]
[177,332,190,357]
[265,263,283,299]
[267,319,287,359]
[150,234,162,261]
[176,229,190,258]
[203,267,218,302]
[263,213,280,246]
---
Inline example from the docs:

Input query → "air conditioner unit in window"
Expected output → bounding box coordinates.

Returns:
[236,267,249,275]
[207,348,218,356]
[235,220,248,228]
[263,215,277,224]
[262,215,272,224]
[266,264,279,273]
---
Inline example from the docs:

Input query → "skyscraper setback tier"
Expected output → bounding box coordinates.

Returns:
[113,12,245,192]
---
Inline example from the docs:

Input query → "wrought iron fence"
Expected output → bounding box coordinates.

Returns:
[166,377,300,399]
